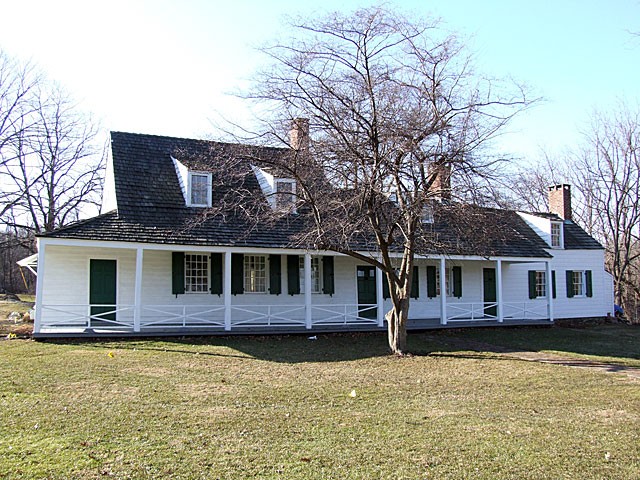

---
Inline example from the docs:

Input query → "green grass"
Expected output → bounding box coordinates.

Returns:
[1,330,639,479]
[446,324,640,368]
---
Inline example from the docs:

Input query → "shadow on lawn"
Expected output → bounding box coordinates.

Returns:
[51,325,638,364]
[45,331,478,363]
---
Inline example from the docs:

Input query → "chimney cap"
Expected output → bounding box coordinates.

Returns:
[548,184,571,191]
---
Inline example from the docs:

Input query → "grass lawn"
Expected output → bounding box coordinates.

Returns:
[1,329,639,479]
[446,324,640,368]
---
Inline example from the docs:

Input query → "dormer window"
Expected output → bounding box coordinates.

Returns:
[275,180,295,210]
[188,172,212,207]
[551,221,563,248]
[422,204,434,224]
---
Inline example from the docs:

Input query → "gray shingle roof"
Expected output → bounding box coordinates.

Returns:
[41,131,602,257]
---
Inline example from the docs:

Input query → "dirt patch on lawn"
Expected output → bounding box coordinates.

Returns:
[0,298,35,337]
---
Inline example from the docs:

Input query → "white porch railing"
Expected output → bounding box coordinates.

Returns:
[311,304,378,326]
[230,305,306,327]
[37,303,380,332]
[37,301,549,333]
[447,303,498,322]
[502,301,549,320]
[39,304,135,330]
[445,301,549,323]
[140,305,225,329]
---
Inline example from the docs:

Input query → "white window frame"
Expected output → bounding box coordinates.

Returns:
[550,221,563,248]
[535,271,547,298]
[244,255,267,293]
[572,270,585,297]
[435,267,453,297]
[275,179,296,210]
[188,172,212,207]
[299,256,321,293]
[185,253,209,293]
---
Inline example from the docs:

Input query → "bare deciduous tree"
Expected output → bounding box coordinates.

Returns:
[573,106,640,320]
[501,105,640,322]
[0,51,104,234]
[221,7,531,354]
[0,50,105,293]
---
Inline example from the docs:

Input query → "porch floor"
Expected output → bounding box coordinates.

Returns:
[34,317,553,339]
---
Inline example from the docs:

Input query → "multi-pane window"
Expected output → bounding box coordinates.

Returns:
[299,256,320,293]
[435,267,452,297]
[551,222,562,248]
[244,255,267,293]
[535,271,547,297]
[275,180,295,209]
[185,254,208,293]
[572,270,584,296]
[189,172,211,206]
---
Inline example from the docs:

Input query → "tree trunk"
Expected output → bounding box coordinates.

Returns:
[386,296,410,354]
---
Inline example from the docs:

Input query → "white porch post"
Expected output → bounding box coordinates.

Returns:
[33,239,46,334]
[546,260,554,322]
[376,266,384,327]
[133,247,143,332]
[496,259,503,323]
[440,257,447,325]
[224,251,232,331]
[304,253,312,329]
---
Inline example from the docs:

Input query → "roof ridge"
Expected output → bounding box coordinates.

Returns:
[110,131,290,153]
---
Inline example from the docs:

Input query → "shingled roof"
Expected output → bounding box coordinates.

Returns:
[41,131,602,257]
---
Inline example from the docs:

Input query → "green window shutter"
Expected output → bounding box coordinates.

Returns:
[528,270,537,299]
[552,270,556,299]
[210,253,223,295]
[171,252,185,295]
[322,256,335,295]
[269,255,282,295]
[231,253,244,295]
[566,270,574,298]
[426,266,437,298]
[287,255,300,295]
[383,272,390,299]
[410,266,419,299]
[452,266,462,298]
[585,270,593,297]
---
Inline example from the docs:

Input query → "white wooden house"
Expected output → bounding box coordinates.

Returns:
[31,132,613,337]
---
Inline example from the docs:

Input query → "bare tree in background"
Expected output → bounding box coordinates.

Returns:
[223,7,532,354]
[501,105,640,322]
[0,51,40,219]
[573,106,640,320]
[0,50,105,292]
[3,83,104,233]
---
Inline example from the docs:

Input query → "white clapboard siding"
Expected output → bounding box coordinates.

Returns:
[507,249,612,319]
[39,244,613,329]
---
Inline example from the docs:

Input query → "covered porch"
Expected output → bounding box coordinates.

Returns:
[32,238,554,337]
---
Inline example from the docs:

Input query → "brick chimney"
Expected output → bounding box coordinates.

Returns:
[428,163,451,200]
[548,184,572,220]
[289,118,309,152]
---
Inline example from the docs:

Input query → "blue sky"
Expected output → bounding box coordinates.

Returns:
[1,0,638,162]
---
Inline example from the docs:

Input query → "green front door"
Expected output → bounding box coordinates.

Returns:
[357,266,377,319]
[483,268,497,317]
[90,259,117,325]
